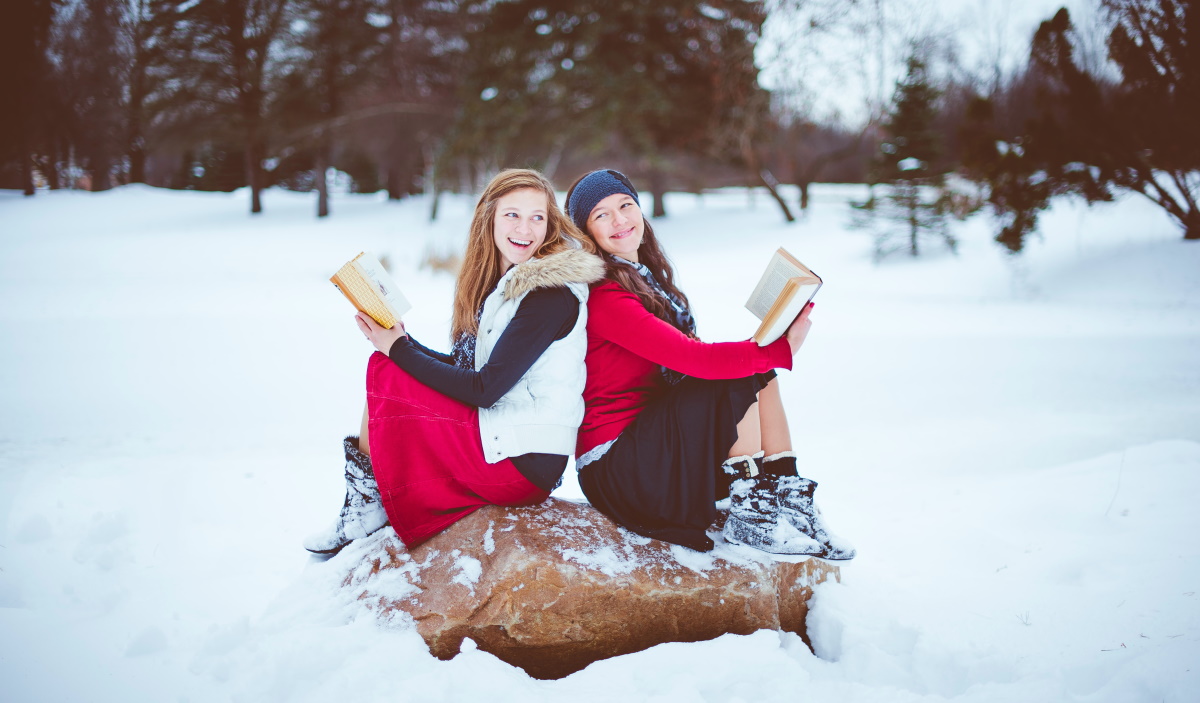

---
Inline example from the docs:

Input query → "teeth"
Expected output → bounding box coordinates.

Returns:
[509,238,532,246]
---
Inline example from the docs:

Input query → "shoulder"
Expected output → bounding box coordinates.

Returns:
[503,249,606,300]
[520,285,577,313]
[590,278,638,306]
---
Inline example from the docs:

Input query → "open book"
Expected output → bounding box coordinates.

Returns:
[745,248,823,346]
[330,252,412,329]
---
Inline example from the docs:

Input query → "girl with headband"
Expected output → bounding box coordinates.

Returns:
[566,168,854,558]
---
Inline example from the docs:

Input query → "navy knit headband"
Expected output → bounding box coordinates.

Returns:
[567,169,640,233]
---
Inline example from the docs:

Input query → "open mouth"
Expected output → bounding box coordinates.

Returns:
[610,227,635,240]
[508,237,533,247]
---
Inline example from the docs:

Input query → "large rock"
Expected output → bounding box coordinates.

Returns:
[341,497,840,679]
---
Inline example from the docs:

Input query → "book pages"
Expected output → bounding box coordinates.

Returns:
[746,248,823,346]
[755,280,820,345]
[745,248,813,319]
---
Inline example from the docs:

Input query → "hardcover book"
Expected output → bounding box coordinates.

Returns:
[330,252,412,329]
[745,248,823,346]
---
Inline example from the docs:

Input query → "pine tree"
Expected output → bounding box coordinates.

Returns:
[153,0,290,213]
[0,0,59,194]
[449,0,766,215]
[1009,3,1199,242]
[854,53,961,259]
[1103,0,1199,239]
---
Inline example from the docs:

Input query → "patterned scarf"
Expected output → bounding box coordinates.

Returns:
[450,302,485,370]
[612,256,696,385]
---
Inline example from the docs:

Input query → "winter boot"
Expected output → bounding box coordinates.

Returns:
[722,457,824,556]
[776,472,857,561]
[303,436,389,555]
[758,450,799,477]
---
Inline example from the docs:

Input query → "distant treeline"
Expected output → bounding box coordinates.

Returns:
[0,1,1195,244]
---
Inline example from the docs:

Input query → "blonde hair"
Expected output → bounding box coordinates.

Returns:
[452,168,594,340]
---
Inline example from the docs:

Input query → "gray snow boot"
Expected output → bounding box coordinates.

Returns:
[776,472,857,561]
[303,436,389,555]
[722,457,824,556]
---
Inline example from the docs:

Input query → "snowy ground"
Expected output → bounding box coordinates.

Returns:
[1,183,1197,702]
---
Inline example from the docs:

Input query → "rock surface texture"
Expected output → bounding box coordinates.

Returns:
[341,497,840,679]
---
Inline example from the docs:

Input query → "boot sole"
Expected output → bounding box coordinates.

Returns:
[723,530,825,557]
[304,522,390,556]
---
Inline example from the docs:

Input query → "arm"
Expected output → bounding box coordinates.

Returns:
[588,282,793,379]
[405,334,454,365]
[387,287,578,407]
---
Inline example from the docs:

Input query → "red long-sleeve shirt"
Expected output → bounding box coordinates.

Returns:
[577,280,794,456]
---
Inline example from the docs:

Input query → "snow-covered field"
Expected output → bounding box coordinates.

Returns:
[1,183,1197,702]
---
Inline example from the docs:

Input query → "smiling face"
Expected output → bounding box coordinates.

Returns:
[586,192,644,262]
[492,187,549,269]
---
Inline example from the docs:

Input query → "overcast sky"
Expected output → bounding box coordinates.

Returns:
[758,0,1096,126]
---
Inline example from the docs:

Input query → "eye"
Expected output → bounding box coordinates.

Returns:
[532,214,544,221]
[503,211,518,218]
[592,212,606,221]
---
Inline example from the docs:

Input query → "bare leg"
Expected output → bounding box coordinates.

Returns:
[728,402,762,458]
[757,378,793,456]
[359,402,371,457]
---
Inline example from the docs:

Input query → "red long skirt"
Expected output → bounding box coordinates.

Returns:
[365,352,549,547]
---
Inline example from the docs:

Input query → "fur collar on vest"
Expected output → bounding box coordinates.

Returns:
[503,248,606,300]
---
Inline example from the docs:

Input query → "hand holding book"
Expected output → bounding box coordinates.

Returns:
[783,302,815,354]
[332,251,414,352]
[356,310,407,354]
[745,248,823,346]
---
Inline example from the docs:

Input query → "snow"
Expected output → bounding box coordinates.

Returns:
[1,183,1198,701]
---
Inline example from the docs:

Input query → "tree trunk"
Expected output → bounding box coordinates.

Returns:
[386,167,403,200]
[128,69,146,184]
[45,143,61,190]
[799,180,810,211]
[129,141,145,185]
[316,134,330,218]
[424,140,438,221]
[648,168,667,218]
[91,157,113,192]
[1185,210,1200,240]
[740,133,794,223]
[908,187,919,256]
[22,146,34,196]
[756,168,795,223]
[543,139,565,181]
[247,144,263,213]
[385,118,404,200]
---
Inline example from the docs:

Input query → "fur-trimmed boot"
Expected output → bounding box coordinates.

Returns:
[303,436,389,555]
[763,452,857,561]
[721,456,824,556]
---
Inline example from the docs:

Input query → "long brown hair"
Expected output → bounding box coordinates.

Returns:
[452,168,594,340]
[566,175,692,332]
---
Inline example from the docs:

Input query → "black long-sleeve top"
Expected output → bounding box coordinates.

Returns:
[386,286,578,491]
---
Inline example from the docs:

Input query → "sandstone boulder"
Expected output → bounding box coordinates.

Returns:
[341,497,839,679]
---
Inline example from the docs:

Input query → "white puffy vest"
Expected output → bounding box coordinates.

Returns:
[475,270,590,464]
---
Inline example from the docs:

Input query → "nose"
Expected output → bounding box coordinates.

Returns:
[515,216,530,234]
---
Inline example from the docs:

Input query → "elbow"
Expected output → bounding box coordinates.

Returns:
[477,391,504,408]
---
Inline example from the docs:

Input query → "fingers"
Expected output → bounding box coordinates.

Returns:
[798,301,815,321]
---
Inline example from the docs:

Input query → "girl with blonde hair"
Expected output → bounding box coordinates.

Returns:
[306,168,604,554]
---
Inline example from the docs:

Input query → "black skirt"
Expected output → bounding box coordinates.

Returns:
[578,371,775,551]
